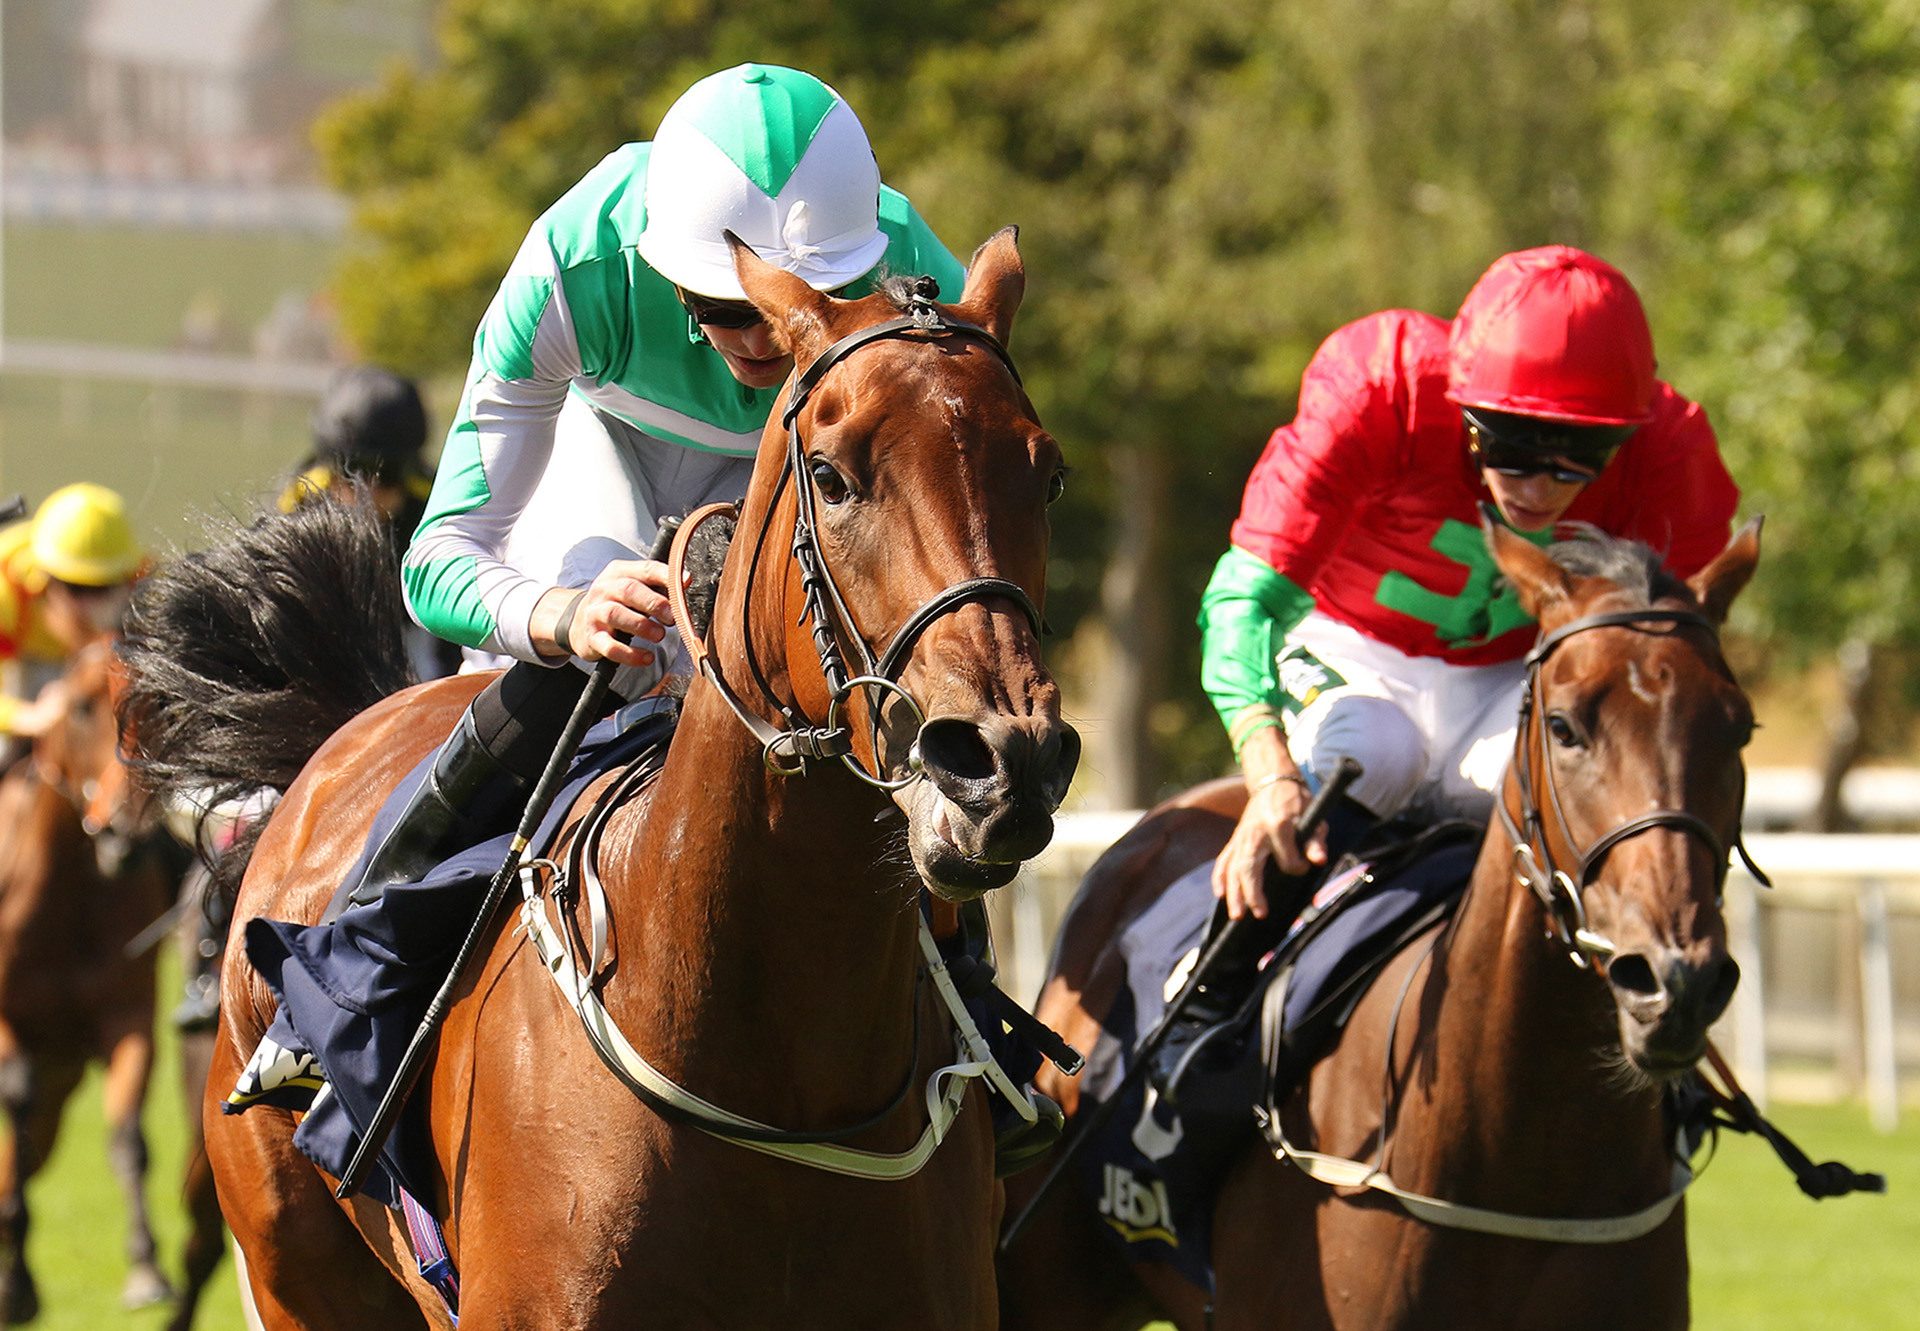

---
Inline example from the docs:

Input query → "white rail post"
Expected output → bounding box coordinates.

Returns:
[1857,879,1898,1132]
[1011,877,1049,1008]
[1726,870,1768,1109]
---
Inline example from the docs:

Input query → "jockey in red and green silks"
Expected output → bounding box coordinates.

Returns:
[1200,247,1740,925]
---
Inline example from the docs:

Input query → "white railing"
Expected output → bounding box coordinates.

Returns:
[991,819,1920,1131]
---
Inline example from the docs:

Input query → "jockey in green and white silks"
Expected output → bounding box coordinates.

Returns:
[405,63,962,684]
[230,66,971,1143]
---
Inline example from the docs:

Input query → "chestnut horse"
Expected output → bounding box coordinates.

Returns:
[128,231,1075,1327]
[1000,518,1762,1330]
[0,640,175,1320]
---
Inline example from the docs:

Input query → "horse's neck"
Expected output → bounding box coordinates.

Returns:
[1410,810,1672,1201]
[601,681,924,1118]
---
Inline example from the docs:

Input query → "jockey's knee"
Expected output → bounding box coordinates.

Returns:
[467,663,594,783]
[1294,694,1426,817]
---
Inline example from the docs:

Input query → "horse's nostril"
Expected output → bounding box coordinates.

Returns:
[917,718,997,786]
[1608,952,1662,999]
[1697,954,1741,1026]
[1050,725,1083,797]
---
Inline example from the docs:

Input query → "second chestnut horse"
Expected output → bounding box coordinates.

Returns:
[1001,518,1762,1330]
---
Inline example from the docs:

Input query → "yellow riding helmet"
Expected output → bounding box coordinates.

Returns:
[30,483,143,587]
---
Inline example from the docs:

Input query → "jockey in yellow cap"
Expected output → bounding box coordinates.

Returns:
[0,483,144,743]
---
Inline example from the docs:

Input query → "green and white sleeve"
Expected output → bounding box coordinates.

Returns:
[402,230,582,661]
[1197,545,1317,756]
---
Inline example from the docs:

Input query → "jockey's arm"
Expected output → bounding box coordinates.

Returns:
[401,230,665,672]
[1199,546,1325,917]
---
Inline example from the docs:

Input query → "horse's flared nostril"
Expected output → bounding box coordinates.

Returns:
[1608,952,1663,1000]
[916,716,1000,807]
[1043,724,1083,810]
[1683,953,1741,1027]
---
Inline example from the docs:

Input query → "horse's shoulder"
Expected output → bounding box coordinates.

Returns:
[1055,780,1239,969]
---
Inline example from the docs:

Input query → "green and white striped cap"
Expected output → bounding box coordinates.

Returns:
[636,63,887,300]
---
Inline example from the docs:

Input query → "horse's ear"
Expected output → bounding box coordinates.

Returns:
[953,226,1025,345]
[725,231,835,364]
[1483,505,1572,619]
[1686,516,1763,625]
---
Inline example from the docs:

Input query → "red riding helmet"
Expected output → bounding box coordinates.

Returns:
[1446,246,1657,427]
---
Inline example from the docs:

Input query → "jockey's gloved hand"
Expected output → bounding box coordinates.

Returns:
[534,558,677,667]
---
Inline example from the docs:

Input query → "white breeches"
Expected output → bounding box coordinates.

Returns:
[1281,611,1526,822]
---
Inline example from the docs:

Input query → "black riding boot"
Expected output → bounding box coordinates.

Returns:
[342,706,523,908]
[337,660,602,911]
[1148,792,1374,1103]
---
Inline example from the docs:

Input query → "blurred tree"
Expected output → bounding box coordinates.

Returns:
[315,0,986,373]
[320,0,1761,809]
[1621,0,1920,827]
[887,0,1659,801]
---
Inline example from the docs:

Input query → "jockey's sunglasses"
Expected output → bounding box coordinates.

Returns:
[48,578,121,601]
[1464,408,1635,486]
[677,280,863,331]
[677,289,765,330]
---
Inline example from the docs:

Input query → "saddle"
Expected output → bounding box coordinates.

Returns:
[1075,818,1480,1291]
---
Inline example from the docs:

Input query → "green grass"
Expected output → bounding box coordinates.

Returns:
[1688,1101,1919,1328]
[3,222,341,353]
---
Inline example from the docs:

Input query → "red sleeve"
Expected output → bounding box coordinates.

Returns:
[1228,314,1409,587]
[1611,388,1740,578]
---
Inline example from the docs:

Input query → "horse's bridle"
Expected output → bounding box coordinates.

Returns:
[1497,607,1771,969]
[673,285,1043,790]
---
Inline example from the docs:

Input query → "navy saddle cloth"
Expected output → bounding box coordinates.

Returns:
[1072,821,1480,1292]
[244,699,678,1208]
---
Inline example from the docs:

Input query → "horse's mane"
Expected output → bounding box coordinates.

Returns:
[1546,524,1690,607]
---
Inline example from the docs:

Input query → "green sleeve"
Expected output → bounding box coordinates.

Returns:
[1198,546,1316,754]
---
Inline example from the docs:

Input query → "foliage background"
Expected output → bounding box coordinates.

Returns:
[310,0,1920,803]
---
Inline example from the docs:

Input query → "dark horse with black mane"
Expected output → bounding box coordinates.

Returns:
[123,231,1077,1327]
[1000,518,1764,1330]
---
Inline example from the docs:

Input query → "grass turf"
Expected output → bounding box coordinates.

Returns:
[23,984,1917,1331]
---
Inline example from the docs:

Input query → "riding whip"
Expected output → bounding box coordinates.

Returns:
[335,519,680,1200]
[999,756,1362,1251]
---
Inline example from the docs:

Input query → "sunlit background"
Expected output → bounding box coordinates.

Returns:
[1,2,1916,1327]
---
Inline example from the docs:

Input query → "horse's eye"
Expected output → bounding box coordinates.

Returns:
[1046,468,1068,506]
[809,458,850,505]
[1546,711,1583,748]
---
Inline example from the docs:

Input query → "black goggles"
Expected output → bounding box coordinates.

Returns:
[677,289,765,330]
[678,279,865,331]
[49,577,123,600]
[1464,407,1635,485]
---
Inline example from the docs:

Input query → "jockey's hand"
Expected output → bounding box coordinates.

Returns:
[1212,735,1327,920]
[534,560,677,668]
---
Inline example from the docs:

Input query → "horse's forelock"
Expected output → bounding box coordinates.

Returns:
[1546,525,1689,608]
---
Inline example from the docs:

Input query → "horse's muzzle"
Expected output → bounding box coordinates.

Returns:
[1610,944,1741,1073]
[904,712,1081,895]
